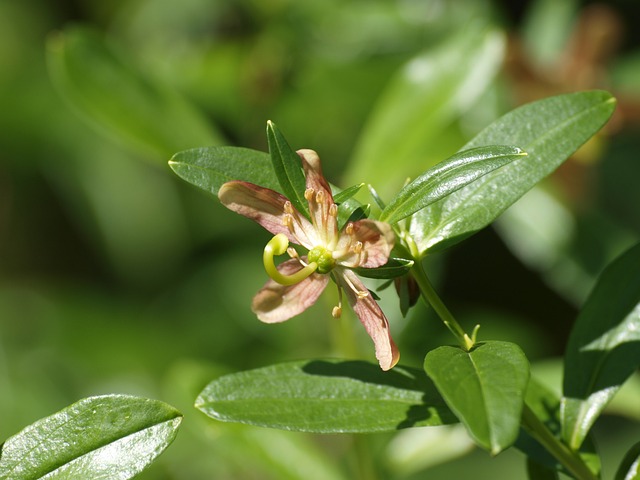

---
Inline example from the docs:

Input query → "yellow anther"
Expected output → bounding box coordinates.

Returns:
[304,188,314,201]
[263,234,318,285]
[345,223,354,235]
[284,201,294,214]
[332,306,342,318]
[329,204,338,217]
[353,241,363,254]
[315,190,324,203]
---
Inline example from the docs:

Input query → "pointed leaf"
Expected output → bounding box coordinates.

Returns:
[424,341,530,454]
[195,359,457,433]
[0,395,182,480]
[266,121,309,217]
[353,258,414,279]
[561,242,640,450]
[381,145,527,224]
[169,146,280,196]
[47,27,221,159]
[410,91,616,255]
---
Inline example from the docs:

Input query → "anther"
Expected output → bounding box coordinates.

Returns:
[329,204,338,217]
[353,241,363,254]
[304,188,314,201]
[345,223,354,235]
[332,306,342,318]
[284,201,294,214]
[315,190,324,203]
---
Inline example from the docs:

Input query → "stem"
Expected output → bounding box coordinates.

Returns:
[410,260,473,349]
[521,405,598,480]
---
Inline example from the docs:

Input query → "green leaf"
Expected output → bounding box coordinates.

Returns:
[353,258,414,279]
[410,91,616,255]
[195,359,457,433]
[266,121,309,217]
[344,26,505,195]
[47,26,221,160]
[424,341,530,454]
[516,376,601,477]
[333,183,365,204]
[381,145,527,224]
[561,242,640,450]
[0,395,182,480]
[169,146,280,197]
[615,441,640,480]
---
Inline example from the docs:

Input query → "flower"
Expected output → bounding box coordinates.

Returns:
[218,149,399,370]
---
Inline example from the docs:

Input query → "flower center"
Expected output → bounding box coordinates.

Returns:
[307,246,336,274]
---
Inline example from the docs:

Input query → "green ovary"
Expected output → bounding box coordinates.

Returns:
[307,246,335,274]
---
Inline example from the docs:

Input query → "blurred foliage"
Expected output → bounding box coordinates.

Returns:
[0,0,639,478]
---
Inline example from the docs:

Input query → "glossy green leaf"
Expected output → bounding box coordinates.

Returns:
[424,341,530,454]
[344,27,505,194]
[333,183,365,204]
[195,359,457,433]
[47,27,221,159]
[0,395,182,480]
[409,91,616,255]
[266,121,309,217]
[615,441,640,480]
[168,146,280,197]
[381,145,527,224]
[353,258,414,279]
[561,242,640,450]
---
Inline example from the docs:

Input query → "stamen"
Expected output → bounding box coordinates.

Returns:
[263,234,318,285]
[329,203,338,217]
[342,271,369,299]
[352,241,363,254]
[286,247,299,259]
[315,190,324,203]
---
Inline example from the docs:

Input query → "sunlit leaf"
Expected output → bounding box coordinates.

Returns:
[266,121,309,217]
[381,145,526,224]
[169,146,280,197]
[47,26,221,160]
[424,341,530,454]
[196,359,457,433]
[561,242,640,450]
[0,395,182,480]
[409,91,616,255]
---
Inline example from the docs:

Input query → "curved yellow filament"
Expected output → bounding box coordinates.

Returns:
[263,233,318,285]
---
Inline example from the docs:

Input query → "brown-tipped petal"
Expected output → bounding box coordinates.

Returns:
[219,181,315,247]
[336,219,395,269]
[297,149,338,244]
[337,269,400,371]
[252,259,329,323]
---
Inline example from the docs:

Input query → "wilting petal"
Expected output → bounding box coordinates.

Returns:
[252,259,329,323]
[336,269,400,370]
[297,149,338,245]
[336,219,395,268]
[219,181,315,248]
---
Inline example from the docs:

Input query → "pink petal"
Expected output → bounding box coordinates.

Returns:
[297,149,338,245]
[337,269,400,370]
[336,219,395,268]
[219,181,315,247]
[252,259,329,323]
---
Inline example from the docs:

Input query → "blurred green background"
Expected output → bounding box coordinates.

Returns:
[1,0,639,478]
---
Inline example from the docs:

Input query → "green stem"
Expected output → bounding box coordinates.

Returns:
[410,260,474,349]
[521,405,598,480]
